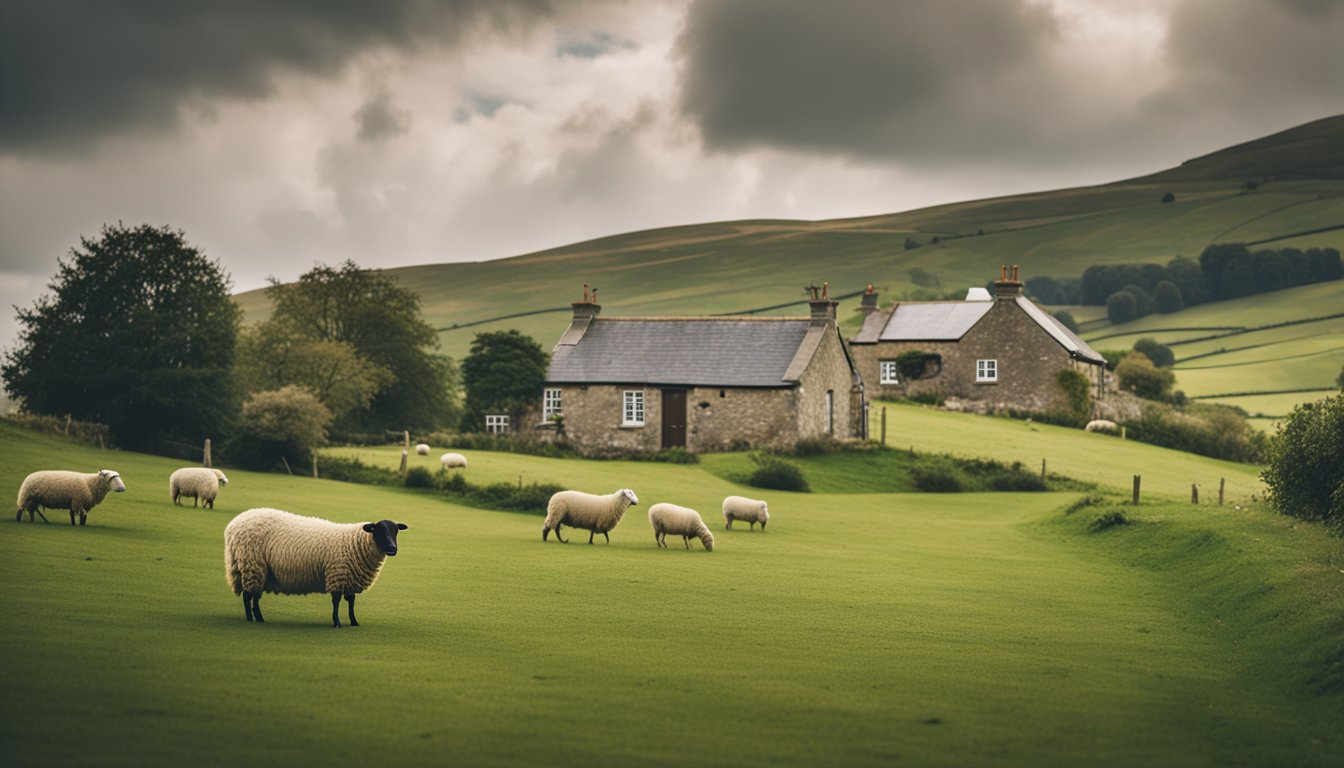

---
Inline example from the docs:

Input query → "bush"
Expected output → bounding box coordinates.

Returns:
[1132,338,1175,368]
[1122,402,1266,463]
[910,457,968,493]
[1153,280,1184,313]
[1161,192,1175,203]
[1089,511,1129,532]
[1052,310,1079,333]
[1062,494,1106,516]
[227,386,333,471]
[1106,290,1138,324]
[1115,353,1174,401]
[1054,369,1092,426]
[404,467,435,488]
[791,436,845,456]
[990,462,1047,492]
[906,391,945,406]
[317,455,402,485]
[1262,395,1344,530]
[748,453,809,492]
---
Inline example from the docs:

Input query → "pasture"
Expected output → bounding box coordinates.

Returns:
[3,418,1343,767]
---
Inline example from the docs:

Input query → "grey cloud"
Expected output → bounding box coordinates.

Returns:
[675,0,1060,160]
[356,89,411,142]
[0,0,560,156]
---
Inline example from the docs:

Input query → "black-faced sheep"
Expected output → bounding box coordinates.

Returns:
[170,467,229,509]
[542,488,638,544]
[648,502,714,551]
[223,507,408,628]
[722,495,769,530]
[16,469,126,526]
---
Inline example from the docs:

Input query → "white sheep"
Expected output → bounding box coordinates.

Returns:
[415,443,430,456]
[170,467,229,509]
[722,495,769,531]
[223,507,408,627]
[543,488,638,544]
[440,452,468,469]
[15,469,126,526]
[1085,419,1119,433]
[648,502,715,552]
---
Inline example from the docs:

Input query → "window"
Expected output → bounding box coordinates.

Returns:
[622,390,645,426]
[825,390,834,435]
[543,388,562,421]
[485,414,509,434]
[976,359,998,383]
[879,360,899,385]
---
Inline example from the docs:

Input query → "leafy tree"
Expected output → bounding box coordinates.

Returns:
[1165,256,1211,306]
[1121,284,1155,317]
[1115,352,1175,401]
[234,322,393,420]
[1308,247,1343,282]
[1161,192,1175,203]
[460,330,549,432]
[264,261,458,432]
[1338,364,1344,391]
[1054,369,1092,426]
[1132,338,1175,368]
[227,386,333,471]
[1153,280,1184,313]
[1261,395,1344,530]
[1105,290,1137,324]
[1,223,240,451]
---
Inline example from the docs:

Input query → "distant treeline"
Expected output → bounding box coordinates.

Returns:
[1024,244,1342,323]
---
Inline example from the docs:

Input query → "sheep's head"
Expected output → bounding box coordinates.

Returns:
[620,488,639,506]
[700,530,715,552]
[214,469,229,485]
[363,520,409,556]
[100,470,126,492]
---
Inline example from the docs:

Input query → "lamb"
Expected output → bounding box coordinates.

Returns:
[170,467,229,509]
[15,469,126,526]
[415,443,430,456]
[542,488,638,544]
[1085,419,1119,433]
[223,507,408,628]
[440,452,468,469]
[648,502,714,552]
[722,495,769,531]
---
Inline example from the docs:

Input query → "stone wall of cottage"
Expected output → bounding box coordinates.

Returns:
[795,328,859,439]
[851,300,1105,413]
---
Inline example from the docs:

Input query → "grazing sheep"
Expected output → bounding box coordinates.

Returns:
[415,443,430,456]
[543,488,638,544]
[170,467,229,509]
[649,502,714,552]
[722,495,769,531]
[440,452,468,469]
[15,469,126,526]
[1085,419,1119,433]
[223,507,408,628]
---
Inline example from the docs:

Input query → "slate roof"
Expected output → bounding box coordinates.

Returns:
[548,317,815,387]
[878,301,993,341]
[1014,297,1106,364]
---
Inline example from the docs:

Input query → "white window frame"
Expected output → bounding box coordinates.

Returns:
[543,388,562,421]
[879,360,899,385]
[485,414,509,434]
[976,359,998,383]
[622,390,645,426]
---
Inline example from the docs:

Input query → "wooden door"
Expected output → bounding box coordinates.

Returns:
[661,389,687,448]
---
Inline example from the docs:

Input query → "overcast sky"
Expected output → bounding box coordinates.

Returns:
[2,0,1341,353]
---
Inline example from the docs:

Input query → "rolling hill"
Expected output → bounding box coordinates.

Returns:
[235,115,1344,417]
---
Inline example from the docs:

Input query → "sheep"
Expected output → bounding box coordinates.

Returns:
[223,507,408,628]
[440,452,468,469]
[15,469,126,526]
[415,443,430,456]
[722,495,769,531]
[648,502,714,552]
[170,467,229,509]
[542,488,638,544]
[1085,419,1119,433]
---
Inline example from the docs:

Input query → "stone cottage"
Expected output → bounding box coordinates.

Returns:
[848,266,1107,412]
[541,284,864,454]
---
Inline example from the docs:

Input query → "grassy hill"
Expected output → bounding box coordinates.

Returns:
[3,409,1343,767]
[234,115,1344,419]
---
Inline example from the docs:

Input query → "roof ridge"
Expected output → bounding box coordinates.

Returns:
[595,315,811,322]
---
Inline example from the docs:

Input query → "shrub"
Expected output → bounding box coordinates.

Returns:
[404,467,435,488]
[1262,395,1344,530]
[1153,280,1184,313]
[1161,192,1175,203]
[1062,494,1106,516]
[1133,338,1175,368]
[316,455,401,485]
[906,391,945,406]
[1122,402,1266,463]
[1089,511,1129,532]
[991,462,1047,492]
[791,436,845,456]
[227,386,333,471]
[1115,353,1174,401]
[1106,290,1137,324]
[910,457,967,493]
[1054,369,1092,426]
[748,453,809,492]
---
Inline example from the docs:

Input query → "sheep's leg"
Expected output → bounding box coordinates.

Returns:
[602,531,610,544]
[331,592,343,628]
[750,521,756,531]
[588,529,595,545]
[244,592,264,623]
[725,519,733,529]
[554,524,568,544]
[34,507,49,523]
[69,510,77,526]
[345,594,359,627]
[78,511,87,526]
[683,535,691,549]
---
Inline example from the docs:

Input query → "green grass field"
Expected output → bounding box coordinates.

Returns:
[4,413,1343,767]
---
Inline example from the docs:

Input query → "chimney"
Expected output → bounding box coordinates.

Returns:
[860,283,879,316]
[808,281,839,325]
[993,264,1024,299]
[572,282,602,320]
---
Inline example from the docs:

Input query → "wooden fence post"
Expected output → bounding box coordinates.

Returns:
[1041,458,1047,483]
[312,455,318,479]
[399,449,408,473]
[1219,478,1225,506]
[203,438,212,468]
[1191,484,1199,504]
[1132,475,1141,505]
[880,407,887,447]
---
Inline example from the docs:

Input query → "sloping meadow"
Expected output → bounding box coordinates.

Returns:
[1,420,1341,767]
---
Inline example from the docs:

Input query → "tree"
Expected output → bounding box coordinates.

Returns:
[1105,290,1137,324]
[1153,280,1184,314]
[227,386,333,471]
[1161,192,1175,203]
[234,322,393,421]
[1052,310,1079,333]
[1121,284,1155,317]
[264,261,458,432]
[2,223,240,451]
[1261,395,1344,530]
[1165,256,1211,306]
[461,330,548,432]
[1115,352,1175,401]
[1132,338,1175,368]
